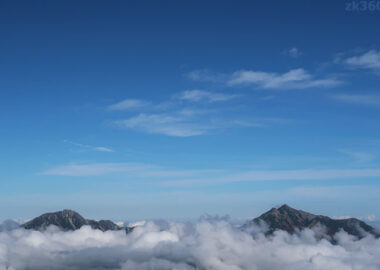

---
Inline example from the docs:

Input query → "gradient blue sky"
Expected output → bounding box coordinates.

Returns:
[1,0,380,221]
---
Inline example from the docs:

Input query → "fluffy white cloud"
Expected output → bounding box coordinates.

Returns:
[0,220,379,270]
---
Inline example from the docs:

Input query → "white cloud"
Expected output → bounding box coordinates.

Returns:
[0,220,379,269]
[176,90,240,102]
[41,163,151,176]
[165,168,380,186]
[366,214,377,222]
[331,94,380,107]
[332,216,352,220]
[116,113,208,137]
[114,111,288,137]
[187,68,341,90]
[228,68,341,89]
[41,162,220,178]
[345,50,380,70]
[338,149,375,163]
[288,47,301,58]
[94,147,114,152]
[186,69,227,83]
[108,99,149,110]
[64,140,114,153]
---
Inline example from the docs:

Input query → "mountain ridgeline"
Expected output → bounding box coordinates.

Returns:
[242,204,379,239]
[19,205,379,240]
[22,210,125,232]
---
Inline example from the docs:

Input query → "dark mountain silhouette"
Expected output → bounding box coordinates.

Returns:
[22,210,121,232]
[243,204,379,239]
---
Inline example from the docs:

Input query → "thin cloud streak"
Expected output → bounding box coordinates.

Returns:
[176,90,240,102]
[41,162,221,178]
[64,140,114,153]
[115,113,209,137]
[332,94,380,107]
[187,68,341,89]
[108,99,150,110]
[227,68,341,89]
[163,169,380,186]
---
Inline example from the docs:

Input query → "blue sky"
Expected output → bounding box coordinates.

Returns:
[1,0,380,221]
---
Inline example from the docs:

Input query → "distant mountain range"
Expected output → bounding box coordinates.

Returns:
[21,210,127,232]
[5,205,378,240]
[242,204,379,239]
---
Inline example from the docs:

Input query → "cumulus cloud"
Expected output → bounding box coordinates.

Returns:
[0,220,379,270]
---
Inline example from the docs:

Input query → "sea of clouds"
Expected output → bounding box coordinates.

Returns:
[0,219,379,270]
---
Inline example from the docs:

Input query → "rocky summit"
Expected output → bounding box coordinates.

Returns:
[243,204,379,239]
[22,210,121,232]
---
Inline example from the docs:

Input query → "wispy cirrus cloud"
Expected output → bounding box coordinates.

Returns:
[41,162,220,177]
[331,94,380,107]
[107,90,287,137]
[338,149,376,163]
[164,168,380,186]
[176,90,240,102]
[114,111,288,137]
[42,163,147,176]
[64,140,114,153]
[345,50,380,71]
[187,68,341,90]
[186,69,227,83]
[227,68,341,89]
[107,99,150,110]
[115,113,209,137]
[42,163,380,187]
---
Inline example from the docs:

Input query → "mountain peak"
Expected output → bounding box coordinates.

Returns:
[278,204,293,211]
[22,209,121,232]
[243,205,379,240]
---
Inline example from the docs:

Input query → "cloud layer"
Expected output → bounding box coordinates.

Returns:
[0,220,379,270]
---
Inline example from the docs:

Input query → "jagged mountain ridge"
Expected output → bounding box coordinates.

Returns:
[22,209,121,232]
[243,204,379,238]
